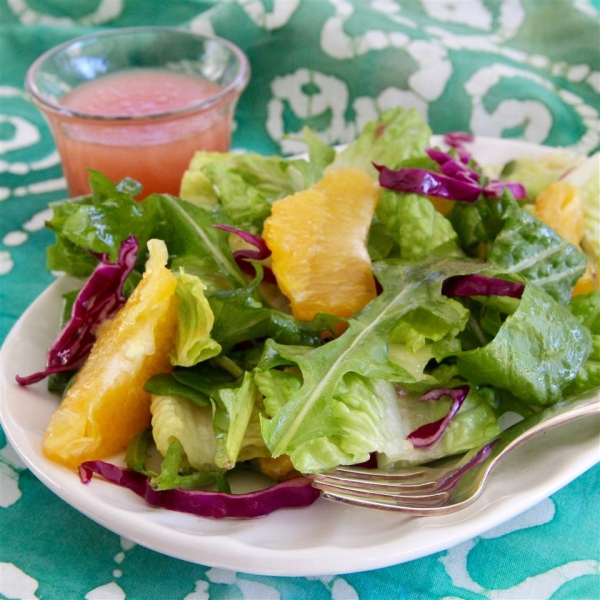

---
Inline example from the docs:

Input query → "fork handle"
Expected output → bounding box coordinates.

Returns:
[490,387,600,466]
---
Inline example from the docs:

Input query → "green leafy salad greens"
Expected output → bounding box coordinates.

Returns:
[44,107,599,488]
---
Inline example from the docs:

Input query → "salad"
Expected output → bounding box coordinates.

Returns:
[17,108,600,519]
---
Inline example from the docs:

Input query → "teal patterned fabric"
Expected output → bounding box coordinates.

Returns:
[1,1,599,598]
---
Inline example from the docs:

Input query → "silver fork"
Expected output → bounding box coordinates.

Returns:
[307,388,600,515]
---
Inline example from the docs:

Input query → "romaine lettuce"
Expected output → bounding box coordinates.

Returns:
[457,283,593,405]
[171,271,221,367]
[448,196,587,304]
[376,188,462,260]
[329,107,432,177]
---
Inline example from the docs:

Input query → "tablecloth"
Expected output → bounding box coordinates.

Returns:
[1,1,599,598]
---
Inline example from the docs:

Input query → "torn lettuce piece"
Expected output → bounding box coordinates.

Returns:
[329,107,432,178]
[171,271,221,367]
[257,258,487,462]
[47,174,159,276]
[180,151,312,232]
[237,396,271,462]
[151,394,218,471]
[299,126,336,183]
[564,291,600,396]
[387,294,470,380]
[377,188,463,261]
[212,372,259,470]
[208,268,336,351]
[378,385,499,467]
[46,172,247,293]
[179,151,233,208]
[150,370,265,472]
[448,195,587,305]
[255,369,408,473]
[457,283,593,406]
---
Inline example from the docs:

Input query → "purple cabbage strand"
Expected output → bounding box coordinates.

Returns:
[79,461,320,519]
[16,236,138,386]
[407,385,470,448]
[213,224,275,283]
[377,131,527,202]
[442,274,525,299]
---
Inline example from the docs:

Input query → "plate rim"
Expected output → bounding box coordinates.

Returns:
[1,136,598,577]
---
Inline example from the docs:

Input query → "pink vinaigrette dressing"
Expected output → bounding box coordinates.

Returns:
[57,70,231,198]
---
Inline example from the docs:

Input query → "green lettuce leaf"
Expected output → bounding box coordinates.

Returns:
[457,283,593,405]
[150,394,218,471]
[180,151,312,232]
[495,150,583,201]
[257,258,485,462]
[171,271,221,367]
[377,188,462,260]
[46,172,160,275]
[255,369,410,473]
[299,126,336,183]
[208,269,336,351]
[377,385,499,467]
[563,153,600,277]
[212,371,259,470]
[45,172,247,292]
[448,196,587,304]
[564,290,600,396]
[329,107,432,177]
[149,370,263,471]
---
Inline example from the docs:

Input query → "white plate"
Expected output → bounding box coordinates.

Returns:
[1,137,599,577]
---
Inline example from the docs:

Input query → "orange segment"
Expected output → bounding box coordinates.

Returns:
[262,167,379,322]
[573,264,596,296]
[43,239,179,468]
[533,181,584,247]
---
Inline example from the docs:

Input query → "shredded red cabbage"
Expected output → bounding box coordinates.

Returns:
[426,147,481,181]
[377,133,527,202]
[213,224,275,283]
[16,236,138,386]
[442,274,525,299]
[376,165,483,203]
[79,461,320,519]
[407,385,470,448]
[443,131,474,163]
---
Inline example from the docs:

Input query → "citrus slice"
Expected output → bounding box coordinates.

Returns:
[262,167,379,322]
[533,181,584,247]
[43,239,179,468]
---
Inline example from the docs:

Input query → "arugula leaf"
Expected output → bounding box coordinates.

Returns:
[212,371,259,469]
[144,373,211,407]
[208,273,336,351]
[153,195,246,289]
[257,258,484,460]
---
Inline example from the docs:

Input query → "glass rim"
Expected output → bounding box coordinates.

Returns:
[25,26,251,122]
